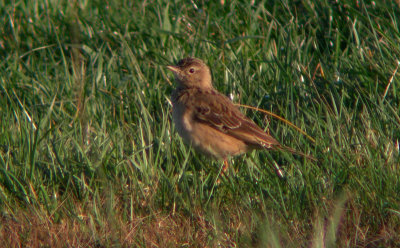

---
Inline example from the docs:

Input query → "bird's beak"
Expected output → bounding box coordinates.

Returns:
[167,65,179,73]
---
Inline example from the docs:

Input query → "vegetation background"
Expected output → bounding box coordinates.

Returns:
[0,0,399,247]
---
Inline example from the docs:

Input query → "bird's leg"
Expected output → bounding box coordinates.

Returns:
[215,159,229,185]
[222,159,229,174]
[273,161,285,178]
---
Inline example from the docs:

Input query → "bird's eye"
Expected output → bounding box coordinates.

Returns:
[189,68,195,73]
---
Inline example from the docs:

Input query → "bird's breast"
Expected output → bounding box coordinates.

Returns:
[172,101,193,138]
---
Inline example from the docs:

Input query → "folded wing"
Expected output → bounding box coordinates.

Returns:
[190,89,280,149]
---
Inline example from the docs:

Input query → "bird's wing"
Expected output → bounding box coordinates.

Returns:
[190,89,280,149]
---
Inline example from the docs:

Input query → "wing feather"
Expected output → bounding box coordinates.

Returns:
[188,88,280,149]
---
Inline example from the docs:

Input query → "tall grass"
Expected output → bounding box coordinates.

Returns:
[0,0,399,247]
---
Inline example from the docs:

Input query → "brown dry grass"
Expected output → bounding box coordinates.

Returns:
[0,206,236,247]
[1,196,399,247]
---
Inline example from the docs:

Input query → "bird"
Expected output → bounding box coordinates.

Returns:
[167,57,315,166]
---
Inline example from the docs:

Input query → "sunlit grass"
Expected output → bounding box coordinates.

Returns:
[0,0,399,247]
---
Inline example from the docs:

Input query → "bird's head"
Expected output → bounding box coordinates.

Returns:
[167,57,213,89]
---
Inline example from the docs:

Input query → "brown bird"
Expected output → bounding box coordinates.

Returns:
[167,57,314,165]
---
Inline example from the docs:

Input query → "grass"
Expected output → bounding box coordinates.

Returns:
[0,0,399,247]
